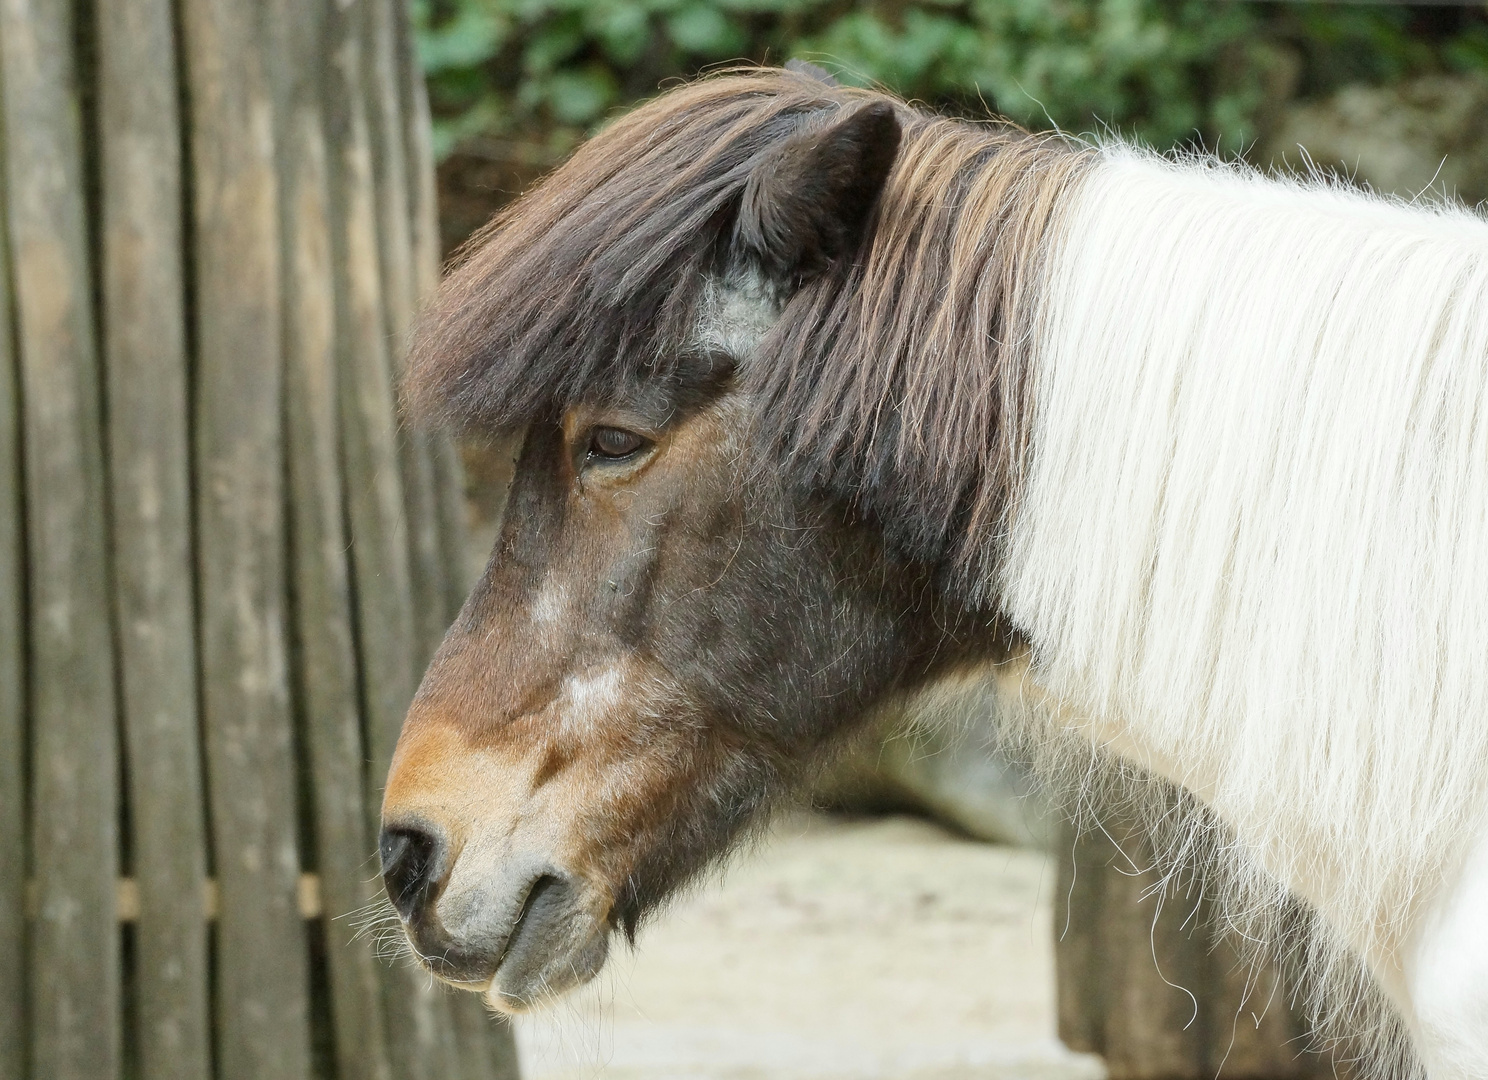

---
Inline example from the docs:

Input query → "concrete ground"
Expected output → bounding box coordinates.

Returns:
[513,814,1106,1080]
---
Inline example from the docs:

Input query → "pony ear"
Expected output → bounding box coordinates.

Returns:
[734,101,901,284]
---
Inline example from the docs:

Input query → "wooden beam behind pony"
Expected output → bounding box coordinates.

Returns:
[381,67,1488,1078]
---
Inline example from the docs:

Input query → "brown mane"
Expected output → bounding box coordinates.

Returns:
[406,68,1091,581]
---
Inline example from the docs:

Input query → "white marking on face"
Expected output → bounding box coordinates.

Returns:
[530,575,567,629]
[559,666,623,731]
[696,268,782,359]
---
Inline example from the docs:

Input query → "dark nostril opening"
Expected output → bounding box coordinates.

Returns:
[379,825,443,921]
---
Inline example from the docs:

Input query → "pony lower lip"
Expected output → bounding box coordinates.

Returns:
[491,872,558,977]
[414,938,498,988]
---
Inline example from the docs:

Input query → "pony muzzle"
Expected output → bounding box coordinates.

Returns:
[377,816,611,1009]
[379,722,619,1010]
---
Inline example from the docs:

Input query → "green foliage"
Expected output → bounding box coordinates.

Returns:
[414,0,1488,161]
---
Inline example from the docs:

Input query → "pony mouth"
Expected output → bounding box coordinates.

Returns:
[486,873,561,980]
[483,878,611,1013]
[409,869,612,1012]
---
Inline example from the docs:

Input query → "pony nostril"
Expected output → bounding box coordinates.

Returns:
[379,824,443,921]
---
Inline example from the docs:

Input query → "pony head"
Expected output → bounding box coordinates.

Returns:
[380,69,1083,1010]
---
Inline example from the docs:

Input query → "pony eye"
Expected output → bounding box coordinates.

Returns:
[587,426,645,461]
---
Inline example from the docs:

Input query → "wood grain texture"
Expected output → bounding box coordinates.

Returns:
[400,431,451,658]
[1055,813,1335,1079]
[0,0,122,1076]
[270,1,396,1076]
[399,10,442,309]
[363,0,448,666]
[431,436,477,610]
[323,0,417,811]
[179,0,313,1075]
[363,0,415,357]
[0,70,28,1080]
[323,6,464,1078]
[396,19,473,624]
[96,2,213,1077]
[450,994,522,1080]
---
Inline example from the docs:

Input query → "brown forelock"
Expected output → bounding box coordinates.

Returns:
[405,67,1094,600]
[402,69,862,431]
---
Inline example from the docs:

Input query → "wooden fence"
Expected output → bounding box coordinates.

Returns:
[0,0,518,1077]
[1056,811,1346,1079]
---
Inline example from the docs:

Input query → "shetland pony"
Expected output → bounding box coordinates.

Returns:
[379,68,1488,1078]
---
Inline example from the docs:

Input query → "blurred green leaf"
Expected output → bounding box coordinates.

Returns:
[414,0,1488,162]
[713,0,818,14]
[430,97,505,159]
[1446,26,1488,74]
[415,3,508,73]
[543,67,621,123]
[523,17,587,73]
[666,5,746,57]
[587,3,653,65]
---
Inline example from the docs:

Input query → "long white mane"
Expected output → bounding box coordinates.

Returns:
[999,147,1488,1074]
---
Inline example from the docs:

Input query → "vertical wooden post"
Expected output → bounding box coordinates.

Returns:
[322,5,470,1080]
[1056,818,1205,1073]
[0,65,27,1080]
[271,0,397,1076]
[322,0,417,819]
[449,991,523,1080]
[0,0,121,1077]
[399,7,442,329]
[363,0,416,353]
[96,1,213,1076]
[1056,811,1336,1078]
[179,0,313,1075]
[396,13,479,612]
[363,0,451,664]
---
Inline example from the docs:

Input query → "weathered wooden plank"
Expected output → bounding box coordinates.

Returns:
[269,2,395,1077]
[1202,924,1319,1076]
[450,994,522,1080]
[1053,822,1102,1058]
[362,0,450,664]
[323,0,417,817]
[400,432,452,658]
[0,0,121,1076]
[363,0,416,354]
[1055,811,1337,1078]
[395,8,480,621]
[431,437,478,609]
[398,7,442,307]
[0,78,27,1080]
[322,6,463,1079]
[178,0,312,1076]
[1092,830,1206,1075]
[95,2,213,1077]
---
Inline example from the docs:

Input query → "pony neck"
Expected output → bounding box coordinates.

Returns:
[1000,147,1488,982]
